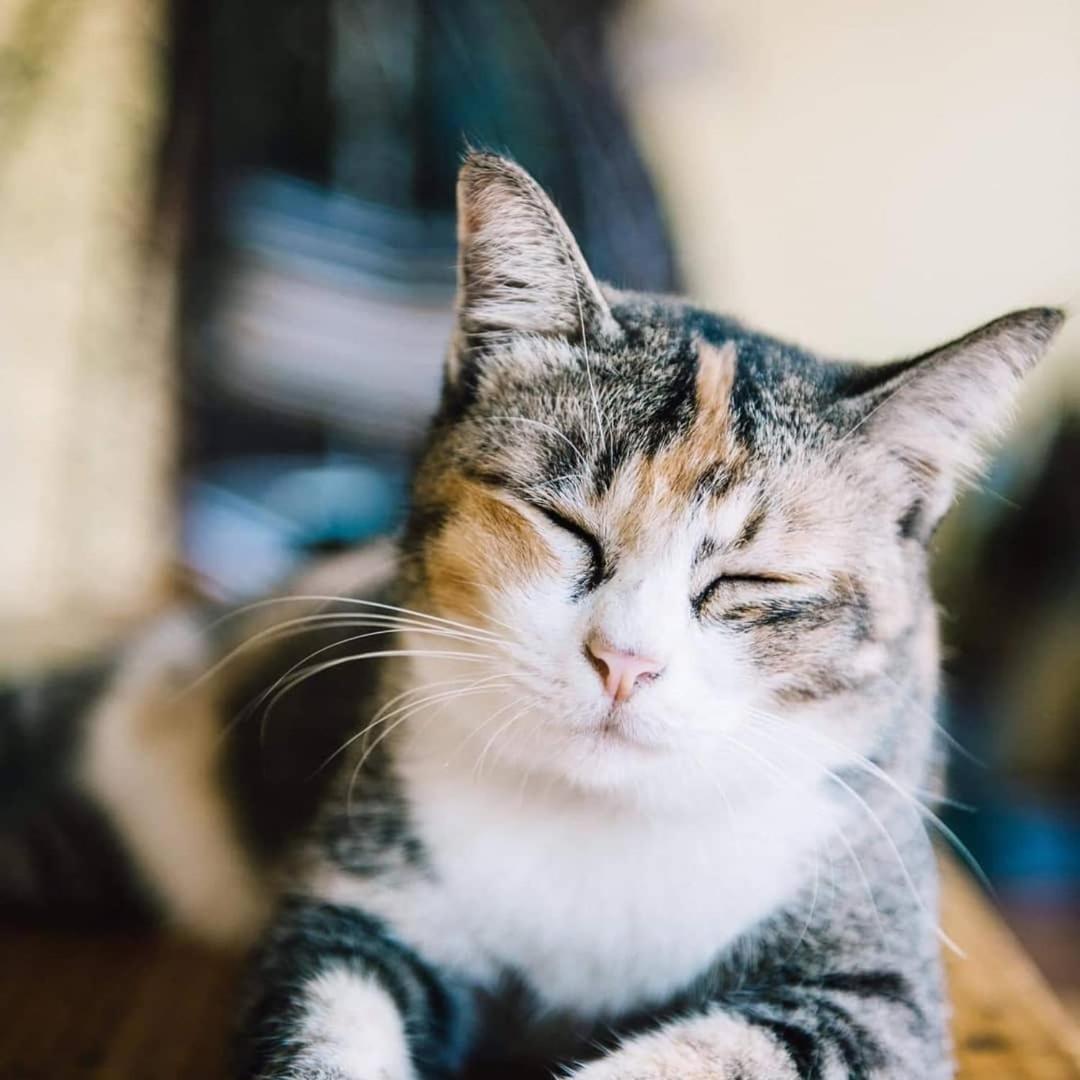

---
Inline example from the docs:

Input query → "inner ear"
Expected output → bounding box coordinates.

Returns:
[845,307,1062,461]
[451,153,618,377]
[835,306,1064,533]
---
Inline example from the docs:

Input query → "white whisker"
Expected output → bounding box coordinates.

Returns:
[746,717,962,955]
[327,675,511,775]
[205,594,503,642]
[562,246,607,454]
[264,648,494,717]
[484,416,589,470]
[472,698,536,781]
[715,728,890,947]
[184,611,502,700]
[219,622,498,741]
[345,680,509,813]
[750,708,991,898]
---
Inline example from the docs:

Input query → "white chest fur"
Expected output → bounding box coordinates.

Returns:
[336,754,841,1018]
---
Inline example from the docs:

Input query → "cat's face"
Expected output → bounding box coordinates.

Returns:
[400,154,1061,804]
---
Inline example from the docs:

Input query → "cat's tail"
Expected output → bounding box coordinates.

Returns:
[0,614,269,943]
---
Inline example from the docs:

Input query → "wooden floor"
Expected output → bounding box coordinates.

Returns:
[1,863,1078,1079]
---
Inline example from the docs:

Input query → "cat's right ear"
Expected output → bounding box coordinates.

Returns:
[447,152,619,385]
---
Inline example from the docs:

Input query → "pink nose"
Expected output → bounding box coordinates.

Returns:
[585,636,664,703]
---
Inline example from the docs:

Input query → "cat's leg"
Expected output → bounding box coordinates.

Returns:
[565,971,946,1080]
[235,898,469,1080]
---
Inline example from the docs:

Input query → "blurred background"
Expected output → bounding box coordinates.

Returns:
[1,0,1078,1013]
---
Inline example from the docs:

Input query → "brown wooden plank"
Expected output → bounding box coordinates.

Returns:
[1,863,1077,1078]
[942,860,1080,1079]
[0,927,241,1079]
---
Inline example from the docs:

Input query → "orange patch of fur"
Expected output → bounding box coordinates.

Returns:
[642,340,743,510]
[425,478,555,621]
[423,341,743,616]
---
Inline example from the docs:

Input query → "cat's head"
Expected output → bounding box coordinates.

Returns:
[399,152,1062,805]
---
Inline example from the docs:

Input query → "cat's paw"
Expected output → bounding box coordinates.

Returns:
[263,1046,417,1080]
[258,969,420,1080]
[262,1061,413,1080]
[564,1013,800,1080]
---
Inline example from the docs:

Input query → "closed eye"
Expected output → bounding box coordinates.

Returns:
[692,573,792,615]
[535,506,607,595]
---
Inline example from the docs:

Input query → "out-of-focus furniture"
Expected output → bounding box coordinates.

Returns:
[0,0,177,666]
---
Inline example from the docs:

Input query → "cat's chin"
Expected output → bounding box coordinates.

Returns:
[527,731,720,806]
[443,718,679,803]
[583,723,662,752]
[566,703,669,752]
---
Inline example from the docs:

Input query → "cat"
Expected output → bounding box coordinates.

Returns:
[0,152,1064,1079]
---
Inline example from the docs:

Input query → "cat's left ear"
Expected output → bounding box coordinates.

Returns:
[840,307,1065,534]
[449,152,619,382]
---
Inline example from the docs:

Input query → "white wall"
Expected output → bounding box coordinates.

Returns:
[619,0,1080,420]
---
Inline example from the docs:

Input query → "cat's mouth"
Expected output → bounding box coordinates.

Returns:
[584,709,664,752]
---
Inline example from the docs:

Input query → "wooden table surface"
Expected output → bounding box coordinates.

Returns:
[1,862,1078,1079]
